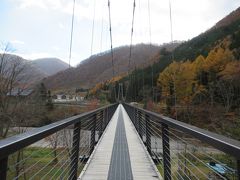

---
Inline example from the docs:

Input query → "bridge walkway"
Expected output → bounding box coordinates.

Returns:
[78,104,161,180]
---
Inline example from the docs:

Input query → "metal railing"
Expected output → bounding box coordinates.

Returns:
[123,103,240,180]
[0,103,118,180]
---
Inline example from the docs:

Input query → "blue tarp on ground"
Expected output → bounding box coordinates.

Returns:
[207,162,236,175]
[207,163,228,174]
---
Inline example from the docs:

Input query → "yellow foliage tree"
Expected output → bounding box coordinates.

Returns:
[157,61,198,105]
[89,74,125,96]
[108,75,124,83]
[157,43,238,111]
[219,61,240,82]
[89,82,104,95]
[203,47,234,74]
[192,55,205,74]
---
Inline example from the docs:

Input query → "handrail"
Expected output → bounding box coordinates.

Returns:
[0,103,118,160]
[123,102,240,179]
[123,103,240,159]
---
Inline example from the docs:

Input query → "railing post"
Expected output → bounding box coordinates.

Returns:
[103,109,107,130]
[106,107,108,124]
[237,159,240,180]
[108,107,111,124]
[105,106,110,126]
[133,108,137,127]
[139,111,143,139]
[145,114,151,156]
[99,110,104,138]
[137,110,140,133]
[69,122,81,180]
[162,123,171,180]
[134,108,137,129]
[0,157,8,180]
[133,107,136,123]
[90,114,97,154]
[136,109,139,127]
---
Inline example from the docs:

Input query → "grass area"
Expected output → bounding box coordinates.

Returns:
[7,147,86,180]
[156,153,237,180]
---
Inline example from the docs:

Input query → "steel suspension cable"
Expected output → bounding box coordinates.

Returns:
[68,0,76,68]
[147,0,152,45]
[100,0,105,53]
[169,0,173,45]
[147,0,155,102]
[137,0,146,101]
[90,0,96,56]
[169,0,178,119]
[107,0,115,78]
[125,0,136,102]
[107,0,117,101]
[128,0,136,72]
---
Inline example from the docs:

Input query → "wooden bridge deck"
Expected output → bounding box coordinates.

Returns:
[78,104,161,180]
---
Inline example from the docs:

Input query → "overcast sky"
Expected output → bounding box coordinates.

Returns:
[0,0,239,66]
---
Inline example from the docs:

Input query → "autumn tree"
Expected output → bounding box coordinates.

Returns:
[0,44,27,138]
[157,61,198,106]
[218,61,240,110]
[202,47,235,82]
[203,47,235,107]
[219,61,240,82]
[158,45,239,115]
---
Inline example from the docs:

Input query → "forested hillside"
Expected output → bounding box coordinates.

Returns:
[43,43,180,91]
[116,7,240,103]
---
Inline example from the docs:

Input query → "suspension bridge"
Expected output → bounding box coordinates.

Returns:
[1,0,240,179]
[0,103,240,179]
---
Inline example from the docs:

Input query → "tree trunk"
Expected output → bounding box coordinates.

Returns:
[53,148,58,164]
[0,126,3,138]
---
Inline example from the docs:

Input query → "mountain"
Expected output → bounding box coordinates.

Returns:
[0,54,70,87]
[173,8,240,62]
[44,7,240,92]
[32,58,69,76]
[212,7,240,30]
[43,43,181,91]
[0,54,46,87]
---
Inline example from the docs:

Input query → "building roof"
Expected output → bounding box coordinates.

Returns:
[7,88,33,96]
